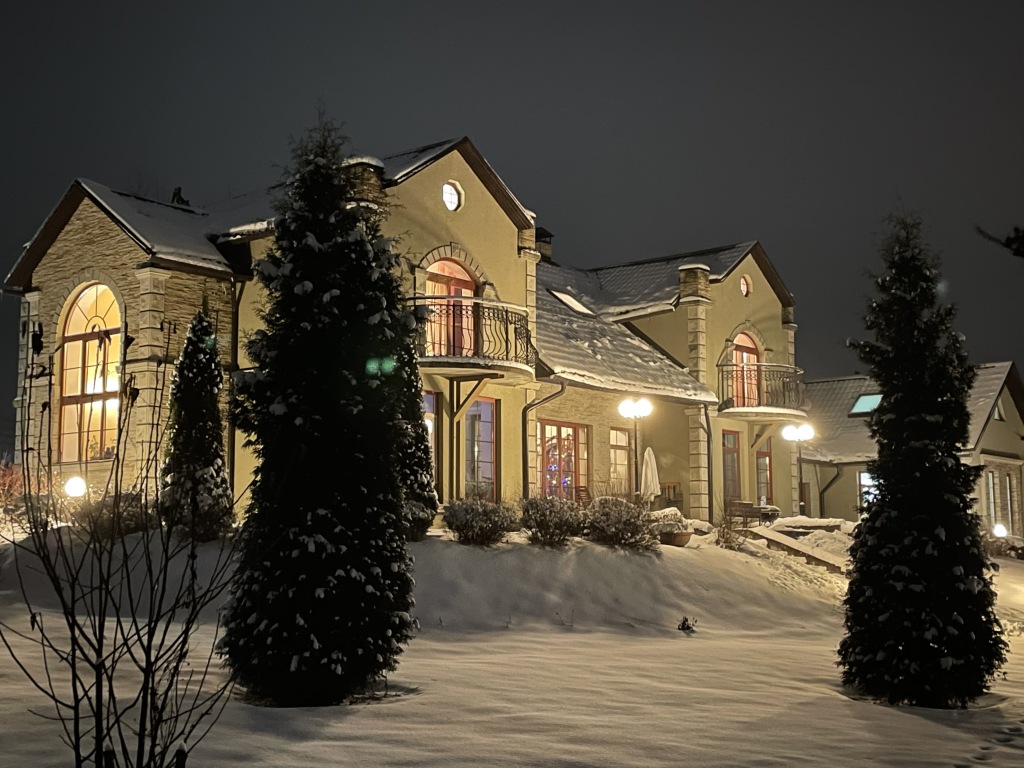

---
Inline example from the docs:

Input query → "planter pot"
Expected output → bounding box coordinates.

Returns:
[659,531,693,547]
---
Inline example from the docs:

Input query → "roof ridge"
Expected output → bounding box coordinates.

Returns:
[80,179,207,217]
[586,241,755,273]
[380,137,463,161]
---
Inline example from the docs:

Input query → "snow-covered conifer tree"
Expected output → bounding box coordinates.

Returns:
[219,117,418,705]
[160,309,233,541]
[839,213,1006,707]
[395,339,437,540]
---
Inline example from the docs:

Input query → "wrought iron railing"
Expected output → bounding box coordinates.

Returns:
[717,362,805,411]
[408,295,536,368]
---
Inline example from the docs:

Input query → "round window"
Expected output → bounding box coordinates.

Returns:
[442,181,463,211]
[739,275,751,297]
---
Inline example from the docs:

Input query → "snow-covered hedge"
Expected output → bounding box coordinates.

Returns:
[520,497,585,547]
[586,497,659,552]
[443,499,518,546]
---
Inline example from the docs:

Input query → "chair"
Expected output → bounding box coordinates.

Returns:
[574,486,593,507]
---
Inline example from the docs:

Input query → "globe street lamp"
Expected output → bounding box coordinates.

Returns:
[618,397,653,498]
[782,422,815,516]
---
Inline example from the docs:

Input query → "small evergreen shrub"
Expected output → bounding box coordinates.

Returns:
[405,500,435,542]
[443,498,517,546]
[521,497,585,547]
[73,492,155,540]
[586,496,658,551]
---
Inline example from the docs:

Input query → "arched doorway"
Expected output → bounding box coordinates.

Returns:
[425,259,476,356]
[733,332,760,407]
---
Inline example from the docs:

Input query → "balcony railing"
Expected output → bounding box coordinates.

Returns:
[717,362,805,412]
[409,295,536,369]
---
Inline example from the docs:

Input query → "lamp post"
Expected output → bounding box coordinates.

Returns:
[618,397,653,498]
[782,422,815,516]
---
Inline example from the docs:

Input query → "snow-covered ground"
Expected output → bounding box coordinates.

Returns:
[3,531,1024,767]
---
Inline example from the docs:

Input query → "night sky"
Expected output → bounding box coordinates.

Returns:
[2,2,1022,450]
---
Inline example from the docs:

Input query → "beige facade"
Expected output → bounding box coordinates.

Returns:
[6,137,808,526]
[9,192,234,492]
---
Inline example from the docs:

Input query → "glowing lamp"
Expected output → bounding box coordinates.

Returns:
[993,523,1008,538]
[64,476,87,498]
[782,423,815,442]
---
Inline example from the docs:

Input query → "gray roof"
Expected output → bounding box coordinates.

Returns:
[535,262,717,404]
[588,242,758,317]
[803,362,1017,464]
[380,138,463,183]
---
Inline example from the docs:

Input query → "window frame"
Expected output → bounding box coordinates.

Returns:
[755,437,773,506]
[722,430,741,502]
[609,427,631,496]
[538,419,591,501]
[58,283,122,463]
[464,397,498,501]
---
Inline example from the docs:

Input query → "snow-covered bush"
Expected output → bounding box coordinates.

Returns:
[405,500,435,542]
[648,508,690,535]
[73,492,155,540]
[586,496,658,551]
[443,499,518,546]
[520,497,585,547]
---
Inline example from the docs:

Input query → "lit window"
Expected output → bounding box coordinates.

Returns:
[539,421,589,501]
[465,398,496,501]
[857,471,877,507]
[994,402,1005,421]
[756,438,772,506]
[59,283,121,462]
[609,428,630,496]
[548,290,594,315]
[442,181,463,211]
[422,391,439,488]
[739,275,751,297]
[849,394,882,416]
[986,470,997,526]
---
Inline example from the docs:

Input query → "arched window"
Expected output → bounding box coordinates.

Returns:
[59,283,121,462]
[733,332,760,407]
[425,259,476,356]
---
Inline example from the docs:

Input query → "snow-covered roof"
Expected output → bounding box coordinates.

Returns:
[535,262,717,405]
[588,242,758,317]
[803,362,1021,464]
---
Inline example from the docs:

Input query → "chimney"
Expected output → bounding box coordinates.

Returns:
[536,226,554,263]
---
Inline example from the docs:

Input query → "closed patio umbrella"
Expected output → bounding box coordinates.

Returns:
[640,447,660,503]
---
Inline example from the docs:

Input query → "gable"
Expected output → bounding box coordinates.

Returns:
[382,138,533,231]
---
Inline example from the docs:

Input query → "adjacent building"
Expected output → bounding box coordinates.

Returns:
[802,362,1024,534]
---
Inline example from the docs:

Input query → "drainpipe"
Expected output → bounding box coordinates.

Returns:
[521,382,567,499]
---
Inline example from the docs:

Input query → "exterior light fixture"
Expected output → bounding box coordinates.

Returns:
[64,476,87,498]
[618,397,653,497]
[993,523,1008,538]
[782,422,815,515]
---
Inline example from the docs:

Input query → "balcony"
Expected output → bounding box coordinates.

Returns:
[717,362,806,420]
[409,295,537,379]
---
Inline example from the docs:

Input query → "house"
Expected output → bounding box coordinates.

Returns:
[4,137,809,522]
[802,362,1024,534]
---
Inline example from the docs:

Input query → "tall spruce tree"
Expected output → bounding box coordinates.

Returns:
[219,118,418,705]
[160,309,233,541]
[839,213,1006,707]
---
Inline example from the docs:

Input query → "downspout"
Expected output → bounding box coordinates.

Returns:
[227,276,244,497]
[521,382,567,499]
[703,403,714,525]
